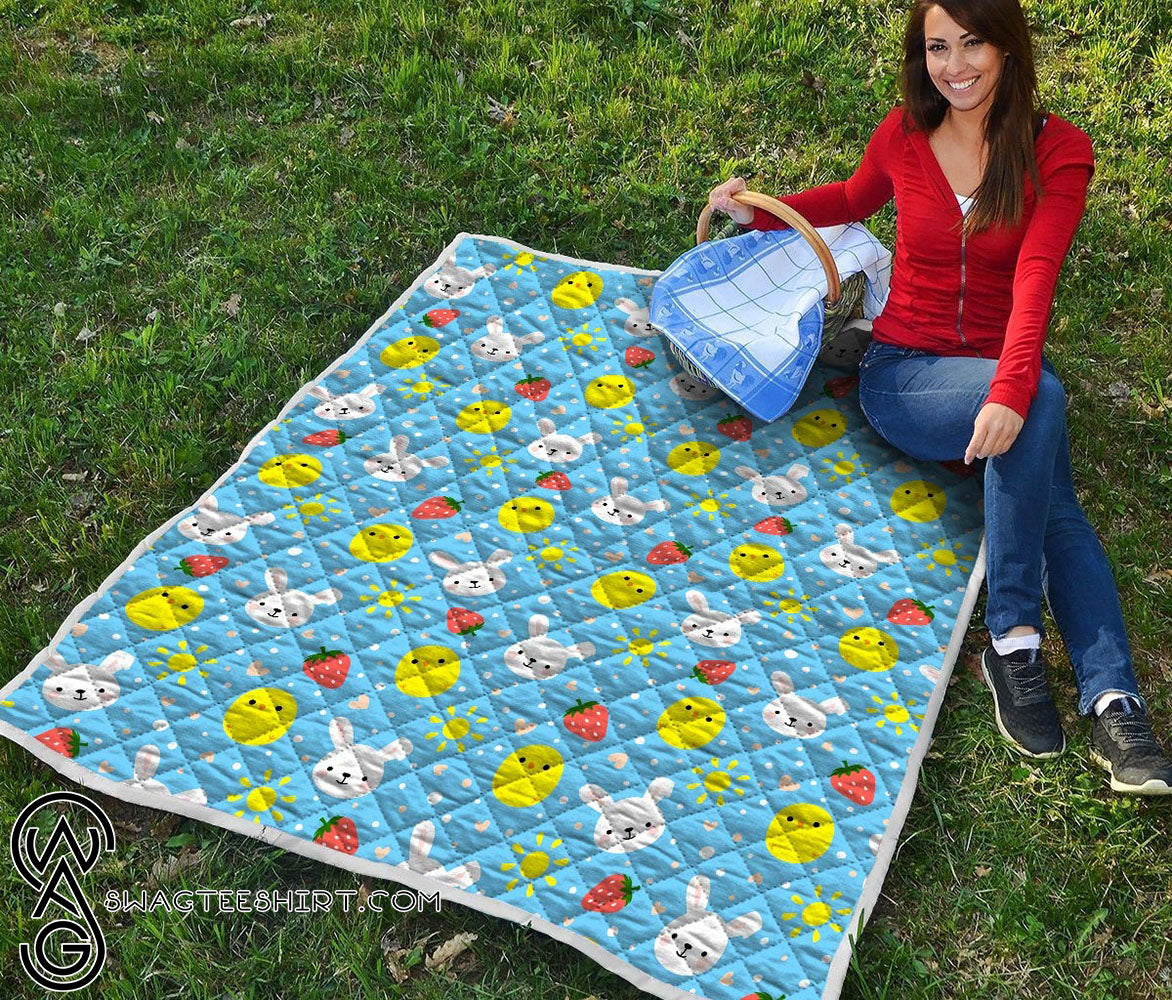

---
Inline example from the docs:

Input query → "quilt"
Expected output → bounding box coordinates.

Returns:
[0,232,987,1000]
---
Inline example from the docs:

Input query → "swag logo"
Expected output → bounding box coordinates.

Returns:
[10,791,116,991]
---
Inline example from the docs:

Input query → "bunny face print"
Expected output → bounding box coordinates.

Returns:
[364,435,451,483]
[306,382,385,421]
[679,590,761,649]
[820,522,902,579]
[763,670,849,739]
[503,614,596,680]
[580,778,673,853]
[244,568,341,628]
[423,257,497,299]
[177,494,275,546]
[312,717,413,799]
[41,650,133,712]
[654,875,762,976]
[735,462,811,507]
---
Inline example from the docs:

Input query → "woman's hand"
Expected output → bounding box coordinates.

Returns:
[708,176,754,225]
[964,402,1024,464]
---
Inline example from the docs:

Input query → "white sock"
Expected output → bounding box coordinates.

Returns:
[991,632,1041,656]
[1093,693,1137,716]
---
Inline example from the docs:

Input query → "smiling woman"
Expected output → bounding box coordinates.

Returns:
[708,0,1172,796]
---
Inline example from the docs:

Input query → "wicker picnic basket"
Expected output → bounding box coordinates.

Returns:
[663,189,868,385]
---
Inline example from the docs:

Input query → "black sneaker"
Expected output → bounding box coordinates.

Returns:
[980,645,1066,758]
[1090,697,1172,796]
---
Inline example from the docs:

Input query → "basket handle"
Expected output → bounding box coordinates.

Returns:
[696,190,843,305]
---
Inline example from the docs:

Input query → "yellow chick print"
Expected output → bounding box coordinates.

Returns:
[583,375,636,409]
[258,454,322,489]
[498,497,556,533]
[456,400,512,434]
[395,644,460,697]
[890,479,946,522]
[729,542,785,582]
[222,687,297,745]
[349,523,414,562]
[657,697,725,749]
[551,271,603,309]
[492,745,565,807]
[839,626,899,672]
[380,334,441,369]
[665,440,722,476]
[591,570,657,610]
[792,409,847,449]
[766,803,835,863]
[125,586,204,631]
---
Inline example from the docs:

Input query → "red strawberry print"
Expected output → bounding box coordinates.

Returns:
[302,646,351,689]
[646,541,691,565]
[563,700,609,742]
[887,598,935,626]
[302,429,347,447]
[624,346,655,369]
[582,873,640,913]
[514,375,551,401]
[692,660,735,685]
[536,470,571,491]
[411,496,463,519]
[739,992,784,1000]
[939,457,977,478]
[754,516,794,537]
[35,727,87,758]
[313,815,359,854]
[422,308,458,328]
[830,761,875,805]
[176,555,229,578]
[717,413,753,442]
[447,608,485,635]
[823,375,859,398]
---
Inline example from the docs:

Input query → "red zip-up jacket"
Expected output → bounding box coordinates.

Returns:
[737,104,1095,420]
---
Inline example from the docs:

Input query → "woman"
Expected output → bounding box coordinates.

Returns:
[708,0,1171,796]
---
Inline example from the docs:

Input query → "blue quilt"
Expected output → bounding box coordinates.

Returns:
[0,233,986,1000]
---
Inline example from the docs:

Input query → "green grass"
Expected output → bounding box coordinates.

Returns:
[1,1,1171,997]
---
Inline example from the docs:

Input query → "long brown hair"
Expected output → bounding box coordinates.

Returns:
[899,0,1047,237]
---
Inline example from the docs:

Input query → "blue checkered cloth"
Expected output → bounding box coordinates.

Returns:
[649,223,892,422]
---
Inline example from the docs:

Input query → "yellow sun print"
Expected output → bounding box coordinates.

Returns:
[226,768,296,823]
[359,581,421,618]
[684,488,737,521]
[915,538,973,577]
[462,445,519,477]
[559,322,605,356]
[147,640,216,685]
[395,374,452,403]
[500,250,544,275]
[425,705,489,753]
[281,494,343,524]
[687,757,751,806]
[609,413,659,444]
[609,628,673,669]
[866,690,926,736]
[781,885,852,942]
[525,535,581,572]
[820,450,870,484]
[500,831,570,896]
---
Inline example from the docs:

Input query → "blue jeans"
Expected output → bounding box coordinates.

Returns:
[857,338,1144,717]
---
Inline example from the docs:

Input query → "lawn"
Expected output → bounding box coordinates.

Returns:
[1,1,1170,998]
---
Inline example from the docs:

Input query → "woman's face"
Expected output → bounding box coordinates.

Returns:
[923,5,1006,117]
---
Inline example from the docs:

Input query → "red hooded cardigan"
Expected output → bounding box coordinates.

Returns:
[737,105,1095,421]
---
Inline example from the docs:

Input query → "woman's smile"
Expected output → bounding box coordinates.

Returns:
[924,5,1005,114]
